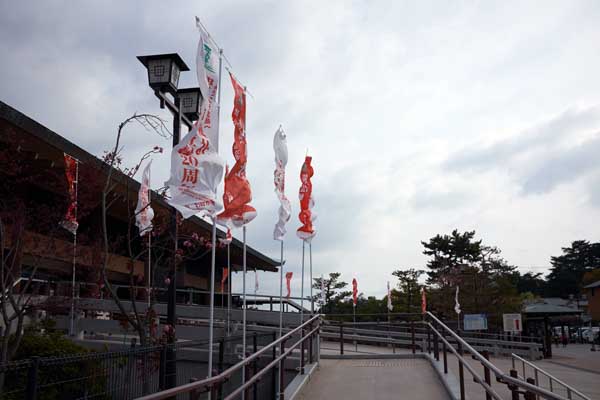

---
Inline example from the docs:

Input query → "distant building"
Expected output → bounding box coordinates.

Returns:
[583,281,600,321]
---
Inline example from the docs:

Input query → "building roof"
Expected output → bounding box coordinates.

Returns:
[523,303,583,315]
[0,100,279,272]
[584,280,600,289]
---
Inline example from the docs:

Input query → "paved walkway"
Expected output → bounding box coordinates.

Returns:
[318,341,600,400]
[296,358,449,400]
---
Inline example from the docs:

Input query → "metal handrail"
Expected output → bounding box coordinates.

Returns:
[511,353,590,400]
[426,312,568,400]
[135,314,321,400]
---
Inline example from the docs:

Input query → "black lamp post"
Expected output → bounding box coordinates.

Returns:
[138,53,202,390]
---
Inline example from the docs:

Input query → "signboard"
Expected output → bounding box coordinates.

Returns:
[463,314,488,331]
[503,313,522,332]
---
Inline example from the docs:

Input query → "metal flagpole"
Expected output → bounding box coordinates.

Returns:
[353,304,357,352]
[242,225,247,399]
[208,46,224,386]
[279,241,284,337]
[207,218,217,379]
[300,241,305,325]
[147,233,151,307]
[227,243,231,336]
[69,160,79,337]
[309,242,314,315]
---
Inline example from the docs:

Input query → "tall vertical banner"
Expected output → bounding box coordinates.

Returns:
[61,153,79,235]
[352,278,358,307]
[454,286,461,315]
[296,156,316,241]
[196,18,220,152]
[273,127,291,241]
[216,73,256,227]
[387,281,393,311]
[285,272,293,298]
[221,267,229,293]
[421,287,427,315]
[135,161,154,235]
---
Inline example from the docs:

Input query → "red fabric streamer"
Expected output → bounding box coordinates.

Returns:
[285,272,293,298]
[352,278,358,306]
[296,156,316,241]
[60,153,78,235]
[421,288,427,315]
[221,267,229,293]
[217,73,256,228]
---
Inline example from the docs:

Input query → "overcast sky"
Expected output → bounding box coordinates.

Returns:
[1,1,599,298]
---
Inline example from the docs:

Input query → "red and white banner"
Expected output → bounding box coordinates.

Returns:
[165,124,224,218]
[219,228,233,246]
[217,73,256,228]
[352,278,358,307]
[221,267,229,293]
[421,287,427,315]
[273,127,291,241]
[60,153,78,235]
[285,272,293,298]
[196,18,220,152]
[296,156,316,241]
[387,281,393,311]
[135,161,154,235]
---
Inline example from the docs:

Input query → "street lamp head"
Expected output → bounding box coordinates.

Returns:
[137,53,190,96]
[177,88,203,121]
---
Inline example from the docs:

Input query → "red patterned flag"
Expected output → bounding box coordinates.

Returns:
[219,228,233,246]
[421,287,427,315]
[285,272,293,298]
[217,73,256,228]
[221,267,229,293]
[135,161,154,235]
[296,156,316,241]
[60,153,78,235]
[352,278,358,307]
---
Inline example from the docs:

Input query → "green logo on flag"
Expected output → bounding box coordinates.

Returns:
[204,44,215,73]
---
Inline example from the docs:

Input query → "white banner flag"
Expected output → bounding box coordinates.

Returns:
[454,286,461,315]
[196,17,220,152]
[135,161,154,234]
[387,281,393,311]
[273,126,291,240]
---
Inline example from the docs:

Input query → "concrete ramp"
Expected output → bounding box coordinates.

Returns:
[295,358,449,400]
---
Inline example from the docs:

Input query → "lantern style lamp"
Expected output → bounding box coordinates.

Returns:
[137,53,189,96]
[177,88,203,121]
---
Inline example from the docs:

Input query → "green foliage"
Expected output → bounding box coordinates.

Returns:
[391,268,423,312]
[4,321,108,400]
[514,272,545,296]
[312,272,352,314]
[546,241,600,297]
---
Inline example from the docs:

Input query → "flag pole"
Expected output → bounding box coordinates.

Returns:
[278,241,284,337]
[207,217,217,379]
[207,42,224,387]
[300,241,305,325]
[147,233,151,307]
[353,303,357,352]
[242,225,247,399]
[69,160,79,337]
[227,243,231,337]
[309,242,314,315]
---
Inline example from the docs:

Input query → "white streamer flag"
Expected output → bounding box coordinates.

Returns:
[165,20,225,219]
[454,286,461,315]
[135,161,154,235]
[387,281,393,312]
[195,17,220,152]
[273,127,291,240]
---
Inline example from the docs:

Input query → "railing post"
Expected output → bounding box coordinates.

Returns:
[442,336,448,374]
[411,320,416,354]
[25,357,39,400]
[279,339,287,400]
[340,322,344,355]
[308,322,314,364]
[218,339,225,400]
[524,377,536,400]
[272,332,277,400]
[433,330,439,361]
[300,327,305,375]
[253,332,258,400]
[458,341,465,400]
[159,345,167,390]
[509,369,520,400]
[245,360,252,400]
[427,325,432,354]
[483,350,491,400]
